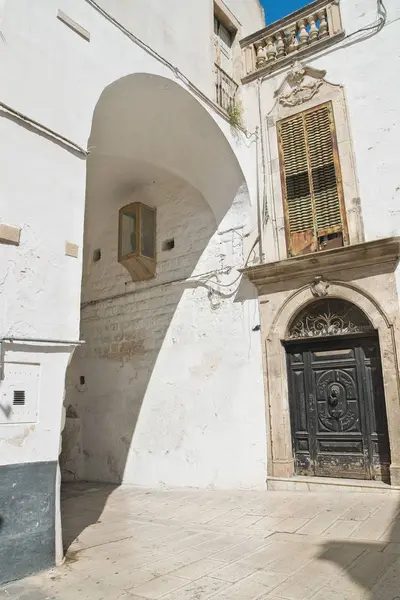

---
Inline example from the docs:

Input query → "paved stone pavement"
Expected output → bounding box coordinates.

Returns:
[2,483,400,599]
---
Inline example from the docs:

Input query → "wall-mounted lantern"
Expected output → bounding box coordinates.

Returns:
[118,202,156,281]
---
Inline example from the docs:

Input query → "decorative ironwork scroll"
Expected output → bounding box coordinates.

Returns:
[288,299,374,339]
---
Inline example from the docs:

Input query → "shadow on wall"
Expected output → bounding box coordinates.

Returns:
[317,496,400,598]
[60,73,255,551]
[61,172,219,549]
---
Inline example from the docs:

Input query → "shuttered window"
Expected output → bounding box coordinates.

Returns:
[277,102,347,257]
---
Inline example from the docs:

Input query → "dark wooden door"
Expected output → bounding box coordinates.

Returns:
[286,336,391,481]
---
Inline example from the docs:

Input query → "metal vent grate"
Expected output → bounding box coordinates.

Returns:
[13,390,26,406]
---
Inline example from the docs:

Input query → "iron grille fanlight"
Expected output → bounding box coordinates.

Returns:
[288,299,374,339]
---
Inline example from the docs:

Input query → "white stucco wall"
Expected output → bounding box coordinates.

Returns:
[0,67,85,470]
[0,0,265,493]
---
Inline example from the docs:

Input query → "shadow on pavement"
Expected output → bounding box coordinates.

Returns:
[319,495,400,599]
[61,482,118,552]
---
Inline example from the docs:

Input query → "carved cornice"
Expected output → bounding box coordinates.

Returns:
[241,238,400,295]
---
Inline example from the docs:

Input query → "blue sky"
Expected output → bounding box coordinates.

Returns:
[261,0,310,24]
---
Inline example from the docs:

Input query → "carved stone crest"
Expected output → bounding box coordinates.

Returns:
[275,60,326,107]
[286,61,306,86]
[311,276,330,298]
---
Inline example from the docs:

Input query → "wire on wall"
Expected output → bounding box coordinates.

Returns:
[345,0,387,40]
[0,100,88,157]
[0,0,254,159]
[84,0,237,128]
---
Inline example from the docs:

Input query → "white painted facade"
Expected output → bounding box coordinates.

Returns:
[0,0,265,488]
[0,0,399,578]
[247,0,400,264]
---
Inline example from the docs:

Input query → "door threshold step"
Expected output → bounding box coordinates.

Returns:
[267,475,400,493]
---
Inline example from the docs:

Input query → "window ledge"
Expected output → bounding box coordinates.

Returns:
[241,237,400,295]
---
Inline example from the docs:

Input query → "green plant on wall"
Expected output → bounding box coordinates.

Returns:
[227,101,244,129]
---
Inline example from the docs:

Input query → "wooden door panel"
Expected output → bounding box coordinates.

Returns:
[312,360,368,478]
[314,367,362,434]
[286,336,390,482]
[316,451,368,479]
[287,355,313,476]
[362,344,391,481]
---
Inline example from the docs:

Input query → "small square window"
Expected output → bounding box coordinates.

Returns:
[162,239,175,251]
[93,248,101,262]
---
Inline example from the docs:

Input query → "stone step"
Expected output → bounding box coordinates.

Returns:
[267,475,400,493]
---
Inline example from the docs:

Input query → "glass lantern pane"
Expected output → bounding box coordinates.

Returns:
[120,208,137,257]
[141,205,155,259]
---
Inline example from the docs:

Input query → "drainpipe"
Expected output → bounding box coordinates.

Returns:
[257,78,280,261]
[255,126,264,263]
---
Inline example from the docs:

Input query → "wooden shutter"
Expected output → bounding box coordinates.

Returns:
[278,102,347,257]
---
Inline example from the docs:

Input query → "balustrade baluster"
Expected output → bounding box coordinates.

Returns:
[298,19,309,48]
[275,31,286,58]
[266,37,277,62]
[318,9,329,39]
[308,14,319,43]
[256,44,267,67]
[284,26,298,54]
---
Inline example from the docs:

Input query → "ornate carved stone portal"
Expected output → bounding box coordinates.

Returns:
[242,237,400,487]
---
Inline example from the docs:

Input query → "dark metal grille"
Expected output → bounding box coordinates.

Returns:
[214,64,238,111]
[13,390,26,406]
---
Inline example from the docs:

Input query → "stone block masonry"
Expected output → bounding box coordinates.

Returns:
[64,175,266,489]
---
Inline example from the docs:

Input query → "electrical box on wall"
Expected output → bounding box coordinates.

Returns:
[0,363,40,424]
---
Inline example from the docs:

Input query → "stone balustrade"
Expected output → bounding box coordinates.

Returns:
[241,0,344,83]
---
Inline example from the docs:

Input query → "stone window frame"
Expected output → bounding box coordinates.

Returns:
[265,65,365,262]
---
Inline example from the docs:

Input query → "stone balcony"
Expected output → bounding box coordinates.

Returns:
[240,0,345,83]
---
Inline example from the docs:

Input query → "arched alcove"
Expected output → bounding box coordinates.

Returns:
[61,71,266,543]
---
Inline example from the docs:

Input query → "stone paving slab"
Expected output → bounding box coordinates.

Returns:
[1,484,400,599]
